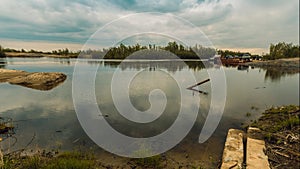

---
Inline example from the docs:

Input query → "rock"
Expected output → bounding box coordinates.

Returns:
[0,69,27,82]
[0,69,66,91]
[247,127,270,169]
[221,129,244,169]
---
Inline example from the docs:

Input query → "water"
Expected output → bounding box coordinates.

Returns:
[0,57,299,167]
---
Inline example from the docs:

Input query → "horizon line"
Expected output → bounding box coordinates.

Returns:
[1,38,270,55]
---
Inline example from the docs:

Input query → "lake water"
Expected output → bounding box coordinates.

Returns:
[0,57,299,167]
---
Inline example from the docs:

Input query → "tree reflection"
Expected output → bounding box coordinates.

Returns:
[264,67,300,81]
[0,58,7,69]
[86,60,210,72]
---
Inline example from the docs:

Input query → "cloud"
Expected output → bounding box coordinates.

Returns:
[0,0,127,43]
[178,0,233,26]
[0,0,298,53]
[201,0,299,53]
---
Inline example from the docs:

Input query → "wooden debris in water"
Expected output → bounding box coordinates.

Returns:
[187,79,210,89]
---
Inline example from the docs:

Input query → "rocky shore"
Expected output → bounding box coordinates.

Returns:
[0,69,66,90]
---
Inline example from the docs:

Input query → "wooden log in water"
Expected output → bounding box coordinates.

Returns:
[187,79,210,89]
[187,88,208,95]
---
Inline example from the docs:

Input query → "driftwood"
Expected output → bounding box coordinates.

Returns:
[187,88,208,95]
[186,79,210,94]
[274,151,289,158]
[186,79,210,89]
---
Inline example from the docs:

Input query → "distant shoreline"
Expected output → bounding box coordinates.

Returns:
[245,57,300,69]
[4,52,77,58]
[3,52,300,67]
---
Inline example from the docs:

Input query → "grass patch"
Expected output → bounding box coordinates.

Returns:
[133,155,163,169]
[246,112,251,117]
[250,105,300,168]
[2,151,96,169]
[253,105,300,132]
[44,151,95,169]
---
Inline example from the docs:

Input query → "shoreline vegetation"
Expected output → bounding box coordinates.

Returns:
[2,150,200,169]
[245,57,300,69]
[250,105,300,169]
[1,42,216,60]
[1,41,299,60]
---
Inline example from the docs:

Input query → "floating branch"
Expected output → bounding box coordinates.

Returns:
[187,88,208,95]
[187,79,210,89]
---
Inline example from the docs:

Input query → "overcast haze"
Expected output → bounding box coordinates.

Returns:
[0,0,299,54]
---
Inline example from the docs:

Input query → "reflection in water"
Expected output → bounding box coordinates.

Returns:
[97,69,183,138]
[226,64,300,81]
[0,58,6,69]
[237,65,249,71]
[264,67,300,81]
[86,60,209,72]
[0,58,299,168]
[0,105,92,152]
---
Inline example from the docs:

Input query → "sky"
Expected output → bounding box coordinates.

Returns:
[0,0,299,54]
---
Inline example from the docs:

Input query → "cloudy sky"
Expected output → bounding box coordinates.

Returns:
[0,0,299,54]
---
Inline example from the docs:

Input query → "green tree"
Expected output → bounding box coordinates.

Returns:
[0,45,6,58]
[268,42,299,59]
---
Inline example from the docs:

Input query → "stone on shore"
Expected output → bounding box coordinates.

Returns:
[246,127,270,169]
[221,129,244,169]
[0,69,66,91]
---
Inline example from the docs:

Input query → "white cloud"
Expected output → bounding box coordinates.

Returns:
[0,0,298,54]
[200,0,299,54]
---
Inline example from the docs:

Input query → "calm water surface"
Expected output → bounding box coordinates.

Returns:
[0,57,299,167]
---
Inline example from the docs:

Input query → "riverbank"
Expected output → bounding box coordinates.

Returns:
[2,150,209,169]
[245,58,300,69]
[250,105,300,168]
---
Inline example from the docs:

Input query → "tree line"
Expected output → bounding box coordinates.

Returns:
[1,42,216,59]
[2,47,79,56]
[0,45,6,58]
[81,42,216,60]
[1,41,299,60]
[264,42,299,60]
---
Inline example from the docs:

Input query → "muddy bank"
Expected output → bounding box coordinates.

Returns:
[250,105,300,169]
[245,58,300,70]
[0,69,66,91]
